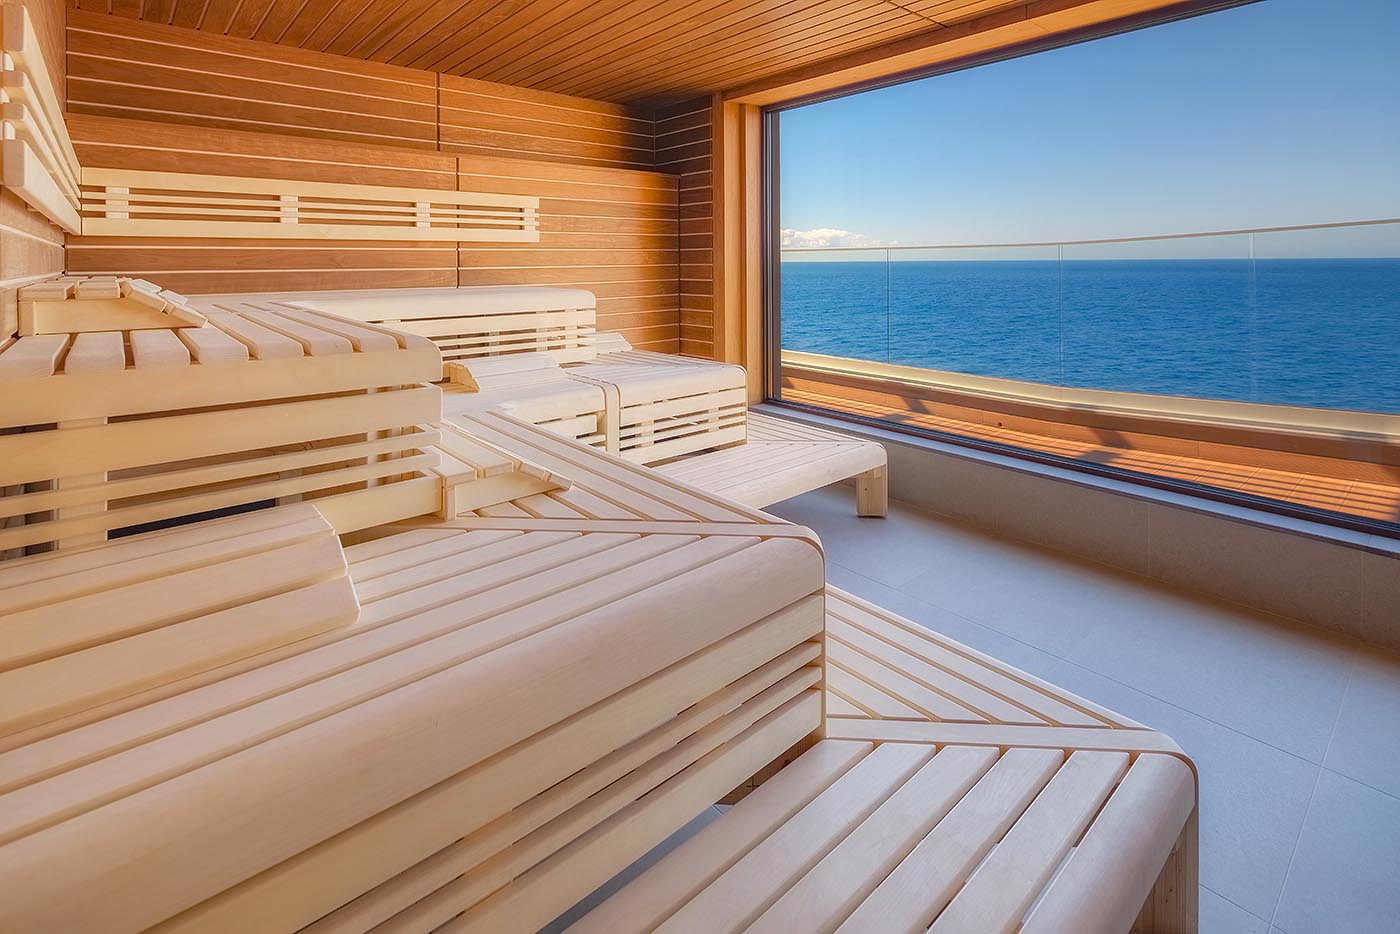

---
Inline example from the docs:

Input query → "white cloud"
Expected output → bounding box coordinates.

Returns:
[780,227,892,249]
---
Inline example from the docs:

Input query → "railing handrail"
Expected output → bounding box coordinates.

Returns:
[779,217,1400,253]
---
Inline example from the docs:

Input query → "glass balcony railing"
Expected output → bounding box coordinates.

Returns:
[781,219,1400,414]
[777,219,1400,528]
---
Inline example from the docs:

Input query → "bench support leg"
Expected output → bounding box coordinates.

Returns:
[1131,805,1199,934]
[855,466,887,518]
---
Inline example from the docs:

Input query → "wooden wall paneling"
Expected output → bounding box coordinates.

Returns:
[438,74,655,171]
[66,114,460,293]
[1,0,66,337]
[656,97,714,361]
[65,11,439,149]
[77,167,540,243]
[456,154,680,353]
[713,98,765,399]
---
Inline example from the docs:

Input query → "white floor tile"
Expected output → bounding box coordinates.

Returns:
[1323,653,1400,799]
[776,485,1400,928]
[1273,770,1400,934]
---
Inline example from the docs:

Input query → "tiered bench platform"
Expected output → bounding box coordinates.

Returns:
[574,588,1198,934]
[197,285,888,514]
[0,407,1195,933]
[0,284,443,555]
[0,411,829,934]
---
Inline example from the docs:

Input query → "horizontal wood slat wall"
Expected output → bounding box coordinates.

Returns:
[59,12,689,352]
[657,97,714,359]
[438,74,655,171]
[66,10,438,150]
[65,12,659,170]
[2,0,66,336]
[456,156,678,352]
[65,113,460,294]
[64,114,681,351]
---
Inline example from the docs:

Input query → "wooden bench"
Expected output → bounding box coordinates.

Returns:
[0,288,444,557]
[0,411,828,934]
[0,409,1194,933]
[570,587,1198,934]
[189,285,886,514]
[203,286,604,374]
[569,738,1195,934]
[656,411,888,516]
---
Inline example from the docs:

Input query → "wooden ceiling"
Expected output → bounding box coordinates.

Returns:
[65,0,1035,104]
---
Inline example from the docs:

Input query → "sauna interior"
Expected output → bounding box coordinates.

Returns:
[1,0,1396,931]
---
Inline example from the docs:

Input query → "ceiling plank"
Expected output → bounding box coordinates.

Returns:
[72,0,1246,107]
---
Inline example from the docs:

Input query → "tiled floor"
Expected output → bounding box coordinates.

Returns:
[783,386,1400,524]
[766,485,1400,934]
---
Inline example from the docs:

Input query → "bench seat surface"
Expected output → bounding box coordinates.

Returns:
[655,412,886,509]
[0,412,827,934]
[571,738,1196,934]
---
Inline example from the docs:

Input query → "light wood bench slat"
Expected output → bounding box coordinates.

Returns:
[833,746,1066,932]
[827,585,1138,729]
[63,331,125,374]
[129,328,191,369]
[746,744,1000,934]
[930,750,1132,933]
[176,323,249,365]
[655,742,936,933]
[566,740,874,934]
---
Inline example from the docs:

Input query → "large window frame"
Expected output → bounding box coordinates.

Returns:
[756,8,1400,540]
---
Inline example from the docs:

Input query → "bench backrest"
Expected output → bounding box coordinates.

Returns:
[0,502,357,737]
[239,286,604,372]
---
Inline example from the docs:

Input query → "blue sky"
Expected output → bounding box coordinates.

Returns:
[779,0,1400,256]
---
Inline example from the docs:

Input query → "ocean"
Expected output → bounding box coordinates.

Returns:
[779,259,1400,414]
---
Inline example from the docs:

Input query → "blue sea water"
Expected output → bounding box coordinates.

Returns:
[780,259,1400,414]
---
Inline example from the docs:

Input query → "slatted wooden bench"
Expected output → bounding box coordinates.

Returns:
[0,411,829,934]
[569,738,1195,934]
[568,591,1197,934]
[0,289,443,557]
[656,411,888,516]
[203,286,605,374]
[0,407,1194,932]
[0,503,358,738]
[189,285,887,514]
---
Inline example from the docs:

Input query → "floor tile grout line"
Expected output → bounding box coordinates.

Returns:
[1201,882,1274,930]
[1267,675,1348,929]
[1316,765,1400,805]
[827,557,1346,770]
